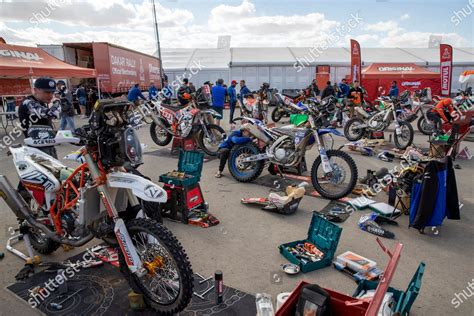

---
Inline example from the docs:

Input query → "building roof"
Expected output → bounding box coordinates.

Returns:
[161,47,474,70]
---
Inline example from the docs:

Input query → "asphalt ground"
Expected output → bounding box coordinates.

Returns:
[0,112,472,315]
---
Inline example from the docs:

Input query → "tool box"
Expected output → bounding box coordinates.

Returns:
[279,212,342,273]
[159,150,206,223]
[353,262,425,315]
[276,238,405,316]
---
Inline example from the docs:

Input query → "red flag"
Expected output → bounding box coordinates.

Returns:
[350,39,362,83]
[440,44,453,96]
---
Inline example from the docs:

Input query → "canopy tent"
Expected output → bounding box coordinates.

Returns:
[361,63,441,101]
[459,70,474,84]
[0,43,96,96]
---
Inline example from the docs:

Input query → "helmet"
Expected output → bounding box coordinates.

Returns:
[182,93,191,100]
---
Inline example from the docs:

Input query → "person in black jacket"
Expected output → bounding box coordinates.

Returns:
[57,81,76,131]
[308,79,320,98]
[321,81,336,99]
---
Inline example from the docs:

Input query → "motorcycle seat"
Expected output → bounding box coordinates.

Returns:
[282,92,299,99]
[272,127,310,137]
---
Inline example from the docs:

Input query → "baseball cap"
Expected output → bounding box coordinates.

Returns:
[231,80,237,85]
[34,77,56,92]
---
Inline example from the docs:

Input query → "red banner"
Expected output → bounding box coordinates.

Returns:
[350,39,362,83]
[440,44,453,96]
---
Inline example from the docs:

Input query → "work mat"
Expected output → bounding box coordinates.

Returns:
[313,200,352,223]
[7,250,256,316]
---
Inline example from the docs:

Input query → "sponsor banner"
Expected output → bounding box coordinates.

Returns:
[440,44,453,96]
[350,39,361,83]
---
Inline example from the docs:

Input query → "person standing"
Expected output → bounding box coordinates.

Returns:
[148,81,158,100]
[18,77,60,157]
[347,80,364,118]
[388,81,399,98]
[227,80,238,124]
[128,83,146,106]
[57,88,76,131]
[321,81,336,99]
[188,82,196,93]
[308,79,320,98]
[211,79,226,126]
[238,80,251,106]
[75,83,87,118]
[338,78,350,98]
[177,78,192,105]
[6,96,17,119]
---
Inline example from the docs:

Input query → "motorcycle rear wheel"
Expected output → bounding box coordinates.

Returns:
[271,107,284,123]
[417,117,435,135]
[228,143,264,182]
[344,118,365,141]
[119,218,193,315]
[310,150,358,200]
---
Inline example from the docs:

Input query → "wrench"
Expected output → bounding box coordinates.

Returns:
[193,285,215,300]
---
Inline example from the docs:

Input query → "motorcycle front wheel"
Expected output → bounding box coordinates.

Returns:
[311,150,358,200]
[119,218,193,315]
[417,116,435,135]
[271,107,284,123]
[150,119,173,146]
[228,143,264,182]
[344,118,365,141]
[197,124,226,156]
[394,121,414,150]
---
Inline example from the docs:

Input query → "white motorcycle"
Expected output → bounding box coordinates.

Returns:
[0,101,194,314]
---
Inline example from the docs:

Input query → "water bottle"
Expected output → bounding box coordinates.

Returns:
[256,293,275,316]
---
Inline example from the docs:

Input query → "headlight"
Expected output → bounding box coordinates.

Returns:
[123,128,142,165]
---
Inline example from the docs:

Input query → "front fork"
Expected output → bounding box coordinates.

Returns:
[314,132,333,173]
[85,154,145,276]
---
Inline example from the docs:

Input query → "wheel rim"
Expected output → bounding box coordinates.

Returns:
[315,156,353,196]
[153,125,169,143]
[396,124,411,147]
[202,128,224,153]
[133,231,180,305]
[348,121,363,138]
[231,147,258,178]
[421,120,434,133]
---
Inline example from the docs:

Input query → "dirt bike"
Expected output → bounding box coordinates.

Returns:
[392,89,436,135]
[228,108,358,200]
[344,94,414,150]
[239,83,270,122]
[149,93,226,156]
[0,101,194,314]
[271,92,311,123]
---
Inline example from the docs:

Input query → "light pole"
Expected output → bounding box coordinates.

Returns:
[152,0,164,87]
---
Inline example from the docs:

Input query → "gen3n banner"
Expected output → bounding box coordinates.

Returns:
[350,39,362,83]
[440,44,453,96]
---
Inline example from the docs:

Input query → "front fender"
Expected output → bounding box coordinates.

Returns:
[107,172,167,203]
[317,128,343,137]
[201,109,222,119]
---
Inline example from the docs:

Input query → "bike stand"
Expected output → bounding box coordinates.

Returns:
[6,226,41,265]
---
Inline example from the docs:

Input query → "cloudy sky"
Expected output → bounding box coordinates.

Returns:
[0,0,472,55]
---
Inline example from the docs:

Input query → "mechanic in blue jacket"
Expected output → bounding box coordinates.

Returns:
[128,83,146,105]
[388,81,399,98]
[148,81,159,100]
[239,80,252,106]
[212,78,227,126]
[215,125,252,178]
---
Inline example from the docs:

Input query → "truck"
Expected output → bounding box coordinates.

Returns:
[38,42,162,96]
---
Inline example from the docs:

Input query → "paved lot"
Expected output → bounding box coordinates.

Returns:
[0,113,473,315]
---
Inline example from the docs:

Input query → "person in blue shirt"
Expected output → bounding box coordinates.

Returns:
[389,81,399,98]
[239,80,252,106]
[127,83,146,105]
[338,78,350,98]
[148,81,158,100]
[211,78,227,126]
[215,126,252,178]
[227,80,238,124]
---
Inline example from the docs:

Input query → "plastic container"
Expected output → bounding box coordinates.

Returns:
[159,150,204,186]
[353,262,426,315]
[279,212,342,273]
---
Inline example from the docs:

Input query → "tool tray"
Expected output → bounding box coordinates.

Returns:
[279,212,342,273]
[353,262,425,315]
[159,150,204,186]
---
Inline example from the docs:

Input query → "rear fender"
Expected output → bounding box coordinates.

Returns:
[107,172,167,203]
[317,128,343,137]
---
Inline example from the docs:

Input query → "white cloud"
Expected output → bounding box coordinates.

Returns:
[363,21,399,33]
[400,14,410,21]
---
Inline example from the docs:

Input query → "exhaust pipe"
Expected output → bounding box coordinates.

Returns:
[0,175,93,247]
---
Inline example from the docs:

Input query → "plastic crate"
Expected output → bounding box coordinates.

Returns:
[159,150,204,186]
[289,114,308,126]
[353,262,426,315]
[279,212,342,273]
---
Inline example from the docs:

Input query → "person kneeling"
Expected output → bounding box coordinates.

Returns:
[215,126,252,178]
